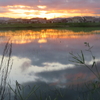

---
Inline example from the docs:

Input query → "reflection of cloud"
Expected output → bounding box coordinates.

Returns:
[0,29,100,44]
[38,39,47,43]
[0,29,100,100]
[27,63,74,73]
[0,29,100,86]
[0,28,100,68]
[21,60,31,71]
[35,62,98,87]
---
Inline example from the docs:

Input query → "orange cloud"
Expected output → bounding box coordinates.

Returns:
[37,5,47,9]
[0,4,100,19]
[7,5,32,8]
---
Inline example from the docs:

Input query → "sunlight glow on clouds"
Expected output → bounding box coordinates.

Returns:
[7,5,32,8]
[37,5,47,9]
[0,5,73,19]
[0,0,100,19]
[9,9,37,14]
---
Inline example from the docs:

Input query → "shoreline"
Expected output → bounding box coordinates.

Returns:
[0,22,100,29]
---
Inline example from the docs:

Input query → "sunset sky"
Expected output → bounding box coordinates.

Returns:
[0,0,100,19]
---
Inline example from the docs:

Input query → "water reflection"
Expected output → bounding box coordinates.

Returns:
[0,29,100,44]
[0,28,100,100]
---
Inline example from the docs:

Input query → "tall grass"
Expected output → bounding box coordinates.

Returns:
[70,42,100,80]
[9,81,40,100]
[0,40,12,100]
[70,42,100,100]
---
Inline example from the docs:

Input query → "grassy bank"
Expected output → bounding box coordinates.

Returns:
[0,22,100,29]
[0,23,67,29]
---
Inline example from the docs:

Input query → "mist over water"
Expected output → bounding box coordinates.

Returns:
[0,28,100,100]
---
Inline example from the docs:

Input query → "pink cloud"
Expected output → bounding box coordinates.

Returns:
[0,0,100,18]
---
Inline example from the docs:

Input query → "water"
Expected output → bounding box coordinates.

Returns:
[0,28,100,100]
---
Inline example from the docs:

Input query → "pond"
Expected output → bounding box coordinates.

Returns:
[0,28,100,100]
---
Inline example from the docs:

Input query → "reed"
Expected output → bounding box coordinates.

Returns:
[0,40,12,100]
[70,42,100,100]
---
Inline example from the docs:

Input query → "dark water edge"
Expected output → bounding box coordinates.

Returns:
[0,27,100,32]
[0,22,100,29]
[3,80,100,100]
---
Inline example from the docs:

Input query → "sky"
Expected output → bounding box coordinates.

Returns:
[0,0,100,19]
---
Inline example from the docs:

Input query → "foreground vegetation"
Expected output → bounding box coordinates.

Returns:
[0,22,100,29]
[70,42,100,100]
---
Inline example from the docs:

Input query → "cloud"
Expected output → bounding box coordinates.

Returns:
[0,7,9,13]
[0,0,100,11]
[37,5,47,9]
[93,8,100,14]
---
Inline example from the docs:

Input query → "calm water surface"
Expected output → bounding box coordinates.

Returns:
[0,28,100,100]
